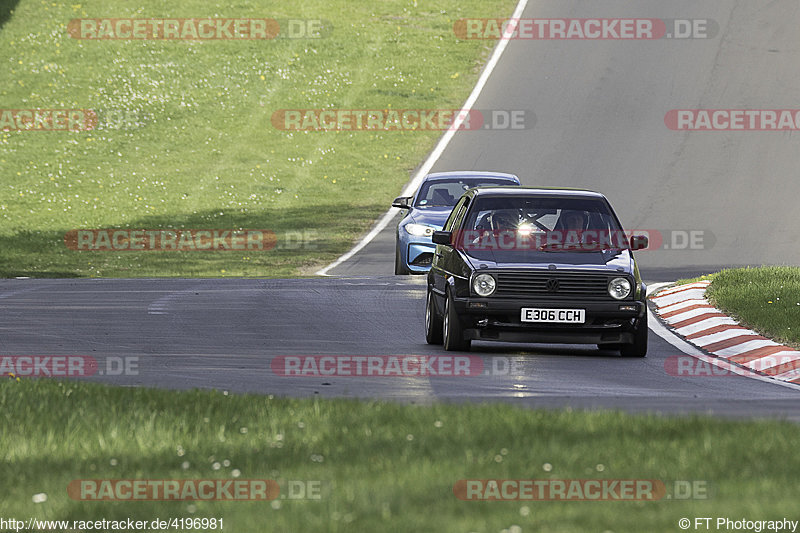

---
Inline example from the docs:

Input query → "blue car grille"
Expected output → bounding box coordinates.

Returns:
[493,272,614,299]
[410,252,433,266]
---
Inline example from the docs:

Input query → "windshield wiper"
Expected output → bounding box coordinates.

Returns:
[537,243,618,252]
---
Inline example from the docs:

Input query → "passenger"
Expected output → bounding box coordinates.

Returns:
[560,210,587,231]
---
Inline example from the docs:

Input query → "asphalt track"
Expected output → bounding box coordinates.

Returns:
[2,276,800,421]
[4,0,800,419]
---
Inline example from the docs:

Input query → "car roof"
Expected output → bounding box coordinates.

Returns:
[468,186,606,199]
[423,171,520,182]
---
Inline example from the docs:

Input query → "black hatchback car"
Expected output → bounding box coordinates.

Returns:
[425,187,649,356]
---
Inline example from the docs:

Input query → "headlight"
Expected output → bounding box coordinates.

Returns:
[405,223,436,237]
[472,273,496,297]
[608,277,631,300]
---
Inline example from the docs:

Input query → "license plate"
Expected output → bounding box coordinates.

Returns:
[521,308,585,323]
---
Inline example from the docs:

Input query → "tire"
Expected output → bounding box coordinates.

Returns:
[394,244,409,275]
[425,288,443,345]
[443,289,471,351]
[620,312,648,358]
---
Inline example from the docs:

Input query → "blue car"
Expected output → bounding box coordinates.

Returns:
[392,171,520,274]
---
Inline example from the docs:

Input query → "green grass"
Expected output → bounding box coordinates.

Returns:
[703,266,800,348]
[0,0,516,278]
[3,379,800,532]
[663,267,800,347]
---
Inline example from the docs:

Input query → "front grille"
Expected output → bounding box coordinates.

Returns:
[493,271,615,299]
[410,252,433,266]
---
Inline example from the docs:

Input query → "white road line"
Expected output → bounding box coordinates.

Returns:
[315,0,531,276]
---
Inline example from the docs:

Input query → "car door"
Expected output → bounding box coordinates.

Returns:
[431,195,471,297]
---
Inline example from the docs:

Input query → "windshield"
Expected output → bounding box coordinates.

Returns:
[414,178,516,207]
[460,196,627,252]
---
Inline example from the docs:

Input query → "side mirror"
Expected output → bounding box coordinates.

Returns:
[392,196,411,209]
[629,235,649,251]
[432,231,453,246]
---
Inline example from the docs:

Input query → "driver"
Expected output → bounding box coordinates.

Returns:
[560,210,587,231]
[467,210,521,250]
[491,210,519,230]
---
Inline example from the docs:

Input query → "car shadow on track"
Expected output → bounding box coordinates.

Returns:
[436,342,629,358]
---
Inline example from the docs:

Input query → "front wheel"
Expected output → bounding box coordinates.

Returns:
[620,312,648,358]
[425,288,443,345]
[443,289,471,351]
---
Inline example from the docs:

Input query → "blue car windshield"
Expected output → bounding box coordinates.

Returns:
[414,179,516,207]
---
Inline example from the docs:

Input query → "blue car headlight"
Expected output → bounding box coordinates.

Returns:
[404,223,436,237]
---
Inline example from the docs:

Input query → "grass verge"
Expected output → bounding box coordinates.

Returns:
[3,379,800,532]
[1,0,516,278]
[663,267,800,348]
[703,266,800,349]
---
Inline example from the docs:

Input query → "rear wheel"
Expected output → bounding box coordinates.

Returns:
[425,288,443,345]
[443,289,471,351]
[620,313,648,358]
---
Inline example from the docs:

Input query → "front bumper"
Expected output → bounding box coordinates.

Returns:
[453,297,646,344]
[406,242,436,272]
